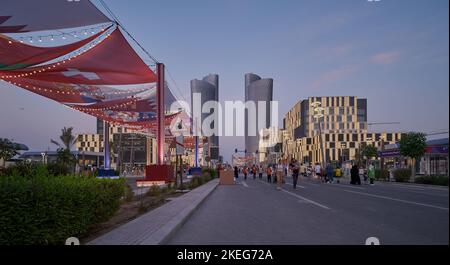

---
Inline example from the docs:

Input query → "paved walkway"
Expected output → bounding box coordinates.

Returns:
[88,178,219,245]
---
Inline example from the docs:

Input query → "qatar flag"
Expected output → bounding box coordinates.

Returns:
[1,28,157,85]
[0,26,111,70]
[0,0,110,33]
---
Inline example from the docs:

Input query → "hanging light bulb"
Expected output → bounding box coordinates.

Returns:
[50,35,54,41]
[38,37,42,42]
[8,40,12,44]
[84,30,88,35]
[62,34,66,40]
[91,29,95,34]
[19,38,24,43]
[73,32,78,38]
[29,37,33,43]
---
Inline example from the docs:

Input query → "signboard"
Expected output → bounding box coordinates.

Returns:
[210,146,219,160]
[175,136,184,155]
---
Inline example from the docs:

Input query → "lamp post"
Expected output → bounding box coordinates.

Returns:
[41,152,46,165]
[311,101,326,169]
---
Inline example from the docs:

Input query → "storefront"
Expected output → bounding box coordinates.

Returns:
[378,138,448,176]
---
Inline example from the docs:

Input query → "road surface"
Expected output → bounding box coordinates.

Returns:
[167,175,449,245]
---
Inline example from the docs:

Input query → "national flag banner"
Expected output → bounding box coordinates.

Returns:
[4,78,154,104]
[0,26,111,70]
[0,0,111,33]
[1,28,157,85]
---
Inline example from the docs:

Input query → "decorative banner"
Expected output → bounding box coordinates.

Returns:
[0,26,110,70]
[1,28,157,85]
[0,0,110,33]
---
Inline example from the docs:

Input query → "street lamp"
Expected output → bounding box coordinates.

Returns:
[311,101,326,169]
[41,152,46,165]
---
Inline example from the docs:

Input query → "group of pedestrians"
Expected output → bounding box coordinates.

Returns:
[233,158,305,190]
[233,159,377,190]
[350,164,376,185]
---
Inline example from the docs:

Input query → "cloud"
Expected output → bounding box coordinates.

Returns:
[313,44,353,58]
[311,64,360,90]
[371,51,401,64]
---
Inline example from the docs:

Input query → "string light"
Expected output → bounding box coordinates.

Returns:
[4,24,112,44]
[0,28,114,80]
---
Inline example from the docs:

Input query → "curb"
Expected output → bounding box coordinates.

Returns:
[87,178,219,245]
[157,179,219,245]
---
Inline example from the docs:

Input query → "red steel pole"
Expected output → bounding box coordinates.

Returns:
[156,63,165,165]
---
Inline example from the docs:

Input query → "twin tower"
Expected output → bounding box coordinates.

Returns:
[190,73,274,158]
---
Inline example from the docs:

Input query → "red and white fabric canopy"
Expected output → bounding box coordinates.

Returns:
[0,0,110,33]
[1,26,180,134]
[0,27,109,70]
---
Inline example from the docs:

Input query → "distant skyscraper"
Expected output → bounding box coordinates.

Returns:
[191,74,220,152]
[245,73,273,155]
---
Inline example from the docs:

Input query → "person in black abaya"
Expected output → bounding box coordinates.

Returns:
[350,165,361,185]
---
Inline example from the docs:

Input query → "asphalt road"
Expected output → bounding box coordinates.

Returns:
[167,175,449,245]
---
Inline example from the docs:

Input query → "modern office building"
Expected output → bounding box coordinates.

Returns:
[245,73,273,156]
[191,74,220,161]
[282,96,402,165]
[76,119,157,170]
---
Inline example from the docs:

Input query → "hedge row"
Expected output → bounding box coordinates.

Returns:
[415,175,449,186]
[375,169,389,181]
[393,169,411,183]
[0,173,125,245]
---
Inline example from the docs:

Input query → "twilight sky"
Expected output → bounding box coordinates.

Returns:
[0,0,448,162]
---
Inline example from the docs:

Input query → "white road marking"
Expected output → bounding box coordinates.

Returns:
[396,189,449,198]
[285,182,306,189]
[344,190,449,211]
[280,188,331,210]
[242,181,249,188]
[336,184,366,190]
[304,182,321,187]
[384,183,449,191]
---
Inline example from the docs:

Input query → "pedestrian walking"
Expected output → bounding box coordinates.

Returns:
[243,166,248,180]
[314,163,321,181]
[258,165,263,179]
[291,159,300,189]
[326,164,334,183]
[276,159,284,190]
[351,164,361,185]
[360,167,367,184]
[267,165,273,183]
[234,166,239,182]
[300,163,306,178]
[334,166,342,183]
[368,164,376,185]
[252,165,257,180]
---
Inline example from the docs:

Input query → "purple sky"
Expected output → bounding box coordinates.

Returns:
[0,0,448,162]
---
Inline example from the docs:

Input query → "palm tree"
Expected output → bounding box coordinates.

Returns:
[51,127,77,173]
[51,127,76,151]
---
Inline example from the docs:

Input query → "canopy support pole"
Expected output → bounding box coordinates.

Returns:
[156,63,165,165]
[104,121,110,170]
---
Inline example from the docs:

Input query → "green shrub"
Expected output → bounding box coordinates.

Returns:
[375,169,389,181]
[415,176,449,186]
[188,177,200,189]
[124,184,134,202]
[146,184,161,197]
[0,174,125,245]
[393,169,411,183]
